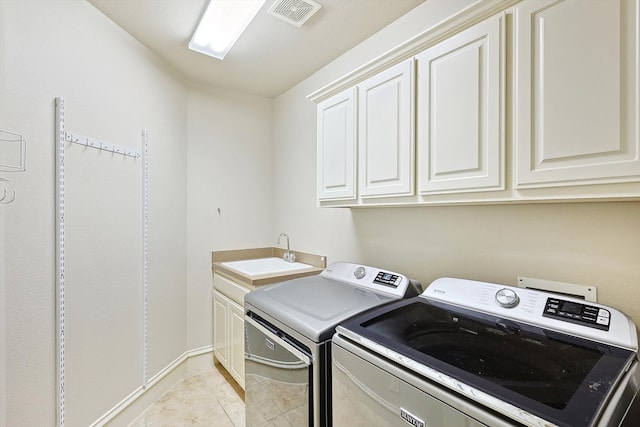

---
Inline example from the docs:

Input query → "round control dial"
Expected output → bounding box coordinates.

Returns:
[353,266,366,279]
[495,288,520,308]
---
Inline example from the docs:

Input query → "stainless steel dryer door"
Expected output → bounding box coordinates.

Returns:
[245,314,312,427]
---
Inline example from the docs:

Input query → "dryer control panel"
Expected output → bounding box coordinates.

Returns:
[321,262,420,299]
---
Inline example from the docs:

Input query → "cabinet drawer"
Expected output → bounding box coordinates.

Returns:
[213,273,249,306]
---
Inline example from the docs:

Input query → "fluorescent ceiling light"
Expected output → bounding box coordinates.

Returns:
[189,0,267,60]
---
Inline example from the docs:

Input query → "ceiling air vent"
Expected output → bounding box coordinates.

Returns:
[268,0,322,27]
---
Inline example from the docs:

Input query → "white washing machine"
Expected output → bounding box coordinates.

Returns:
[243,261,421,427]
[333,278,640,427]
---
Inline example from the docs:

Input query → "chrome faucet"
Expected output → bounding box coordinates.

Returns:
[277,233,295,262]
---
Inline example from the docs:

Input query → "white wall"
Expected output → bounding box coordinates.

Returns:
[187,87,274,351]
[1,1,276,425]
[273,0,640,324]
[0,1,188,425]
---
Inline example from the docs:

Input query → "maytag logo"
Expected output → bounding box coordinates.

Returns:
[400,408,425,427]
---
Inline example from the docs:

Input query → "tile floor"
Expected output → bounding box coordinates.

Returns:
[128,365,245,427]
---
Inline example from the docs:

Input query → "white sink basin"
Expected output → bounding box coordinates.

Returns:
[221,257,316,278]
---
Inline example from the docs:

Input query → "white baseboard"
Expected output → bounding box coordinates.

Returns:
[92,345,214,427]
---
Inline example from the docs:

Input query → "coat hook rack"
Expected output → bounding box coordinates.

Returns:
[54,97,150,427]
[64,131,140,158]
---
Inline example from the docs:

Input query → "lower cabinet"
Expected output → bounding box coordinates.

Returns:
[213,291,230,368]
[213,273,249,389]
[227,299,245,385]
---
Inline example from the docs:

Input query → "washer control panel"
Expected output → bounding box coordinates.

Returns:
[374,271,402,288]
[543,297,611,331]
[422,277,636,350]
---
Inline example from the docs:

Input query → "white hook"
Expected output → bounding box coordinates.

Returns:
[0,177,15,204]
[0,188,15,204]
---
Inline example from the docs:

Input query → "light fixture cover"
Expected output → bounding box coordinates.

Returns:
[189,0,267,60]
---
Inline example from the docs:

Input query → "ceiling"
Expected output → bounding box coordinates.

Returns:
[88,0,425,98]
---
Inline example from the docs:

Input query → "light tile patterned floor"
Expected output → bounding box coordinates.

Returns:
[128,365,245,427]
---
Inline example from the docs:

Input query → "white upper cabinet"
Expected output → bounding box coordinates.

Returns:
[310,0,640,207]
[316,88,357,201]
[513,0,640,188]
[416,14,504,194]
[358,59,415,198]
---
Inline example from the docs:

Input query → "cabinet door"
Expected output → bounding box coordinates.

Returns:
[213,290,229,368]
[317,88,357,201]
[416,14,504,194]
[228,300,245,389]
[358,59,415,197]
[514,0,640,188]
